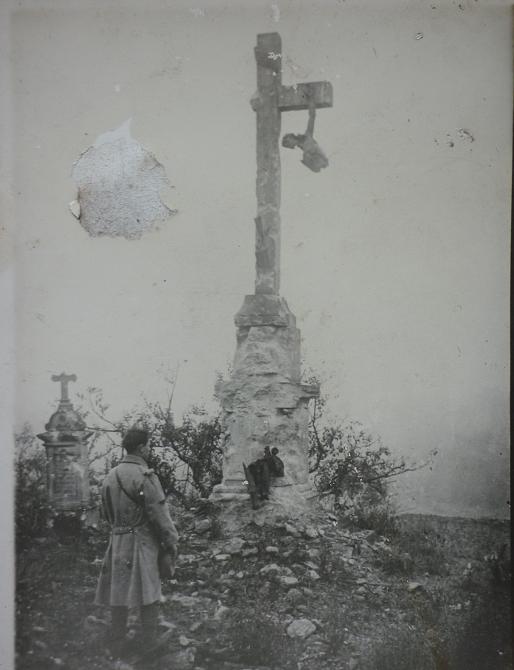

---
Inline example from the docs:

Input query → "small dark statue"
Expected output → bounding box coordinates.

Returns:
[282,101,329,173]
[244,446,285,509]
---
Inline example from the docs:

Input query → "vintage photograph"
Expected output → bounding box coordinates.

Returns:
[5,1,511,669]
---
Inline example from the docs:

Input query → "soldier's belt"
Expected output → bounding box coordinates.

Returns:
[111,523,144,535]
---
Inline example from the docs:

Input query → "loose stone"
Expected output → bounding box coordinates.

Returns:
[286,618,317,639]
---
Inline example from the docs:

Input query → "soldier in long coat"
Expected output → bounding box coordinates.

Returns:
[95,428,179,652]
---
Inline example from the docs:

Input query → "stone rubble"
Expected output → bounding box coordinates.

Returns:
[286,618,317,639]
[86,514,421,669]
[193,519,212,534]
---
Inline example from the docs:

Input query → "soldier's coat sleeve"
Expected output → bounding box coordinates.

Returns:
[142,472,179,552]
[101,476,115,525]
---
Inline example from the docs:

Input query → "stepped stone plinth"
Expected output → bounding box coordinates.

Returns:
[211,296,319,510]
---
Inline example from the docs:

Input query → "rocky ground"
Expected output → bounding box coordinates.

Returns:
[16,506,511,670]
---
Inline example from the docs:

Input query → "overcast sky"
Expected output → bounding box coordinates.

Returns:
[5,0,511,518]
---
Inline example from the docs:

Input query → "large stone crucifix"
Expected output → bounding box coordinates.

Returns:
[212,33,332,513]
[251,32,333,295]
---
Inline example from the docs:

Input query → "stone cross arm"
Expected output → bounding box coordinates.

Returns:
[254,33,333,112]
[278,81,333,112]
[51,372,77,403]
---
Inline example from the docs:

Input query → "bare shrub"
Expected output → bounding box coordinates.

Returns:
[15,426,50,550]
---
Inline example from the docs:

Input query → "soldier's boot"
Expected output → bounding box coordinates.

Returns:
[129,602,173,664]
[260,463,271,500]
[250,491,260,510]
[106,606,128,657]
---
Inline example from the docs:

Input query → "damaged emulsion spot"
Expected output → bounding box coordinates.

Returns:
[71,119,176,239]
[434,128,475,149]
[457,128,474,143]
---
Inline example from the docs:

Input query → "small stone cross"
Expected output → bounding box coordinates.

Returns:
[51,372,77,404]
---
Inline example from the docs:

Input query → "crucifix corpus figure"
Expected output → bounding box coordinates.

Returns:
[282,98,329,173]
[251,32,333,295]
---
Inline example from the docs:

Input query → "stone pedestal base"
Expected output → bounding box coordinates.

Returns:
[211,293,319,522]
[211,479,316,503]
[211,481,318,533]
[38,399,92,512]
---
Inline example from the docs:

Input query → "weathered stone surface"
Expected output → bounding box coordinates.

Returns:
[177,554,198,565]
[223,537,245,555]
[278,81,333,111]
[83,615,108,636]
[242,546,259,558]
[304,526,319,539]
[279,575,299,587]
[211,298,320,511]
[169,594,201,608]
[160,648,196,670]
[214,604,230,620]
[284,522,300,537]
[286,618,317,639]
[214,554,231,562]
[304,561,319,571]
[306,569,320,582]
[112,661,133,670]
[235,294,294,328]
[194,519,212,534]
[37,373,91,511]
[284,588,305,605]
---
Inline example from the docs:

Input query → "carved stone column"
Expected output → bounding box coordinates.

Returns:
[37,374,92,512]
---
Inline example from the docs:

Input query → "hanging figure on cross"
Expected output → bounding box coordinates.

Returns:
[282,97,329,173]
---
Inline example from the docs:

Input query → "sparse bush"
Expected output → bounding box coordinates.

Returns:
[15,426,51,550]
[310,417,409,514]
[310,416,408,533]
[342,495,399,535]
[376,548,414,576]
[146,405,223,500]
[79,385,224,505]
[77,372,422,524]
[388,525,448,576]
[305,377,427,534]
